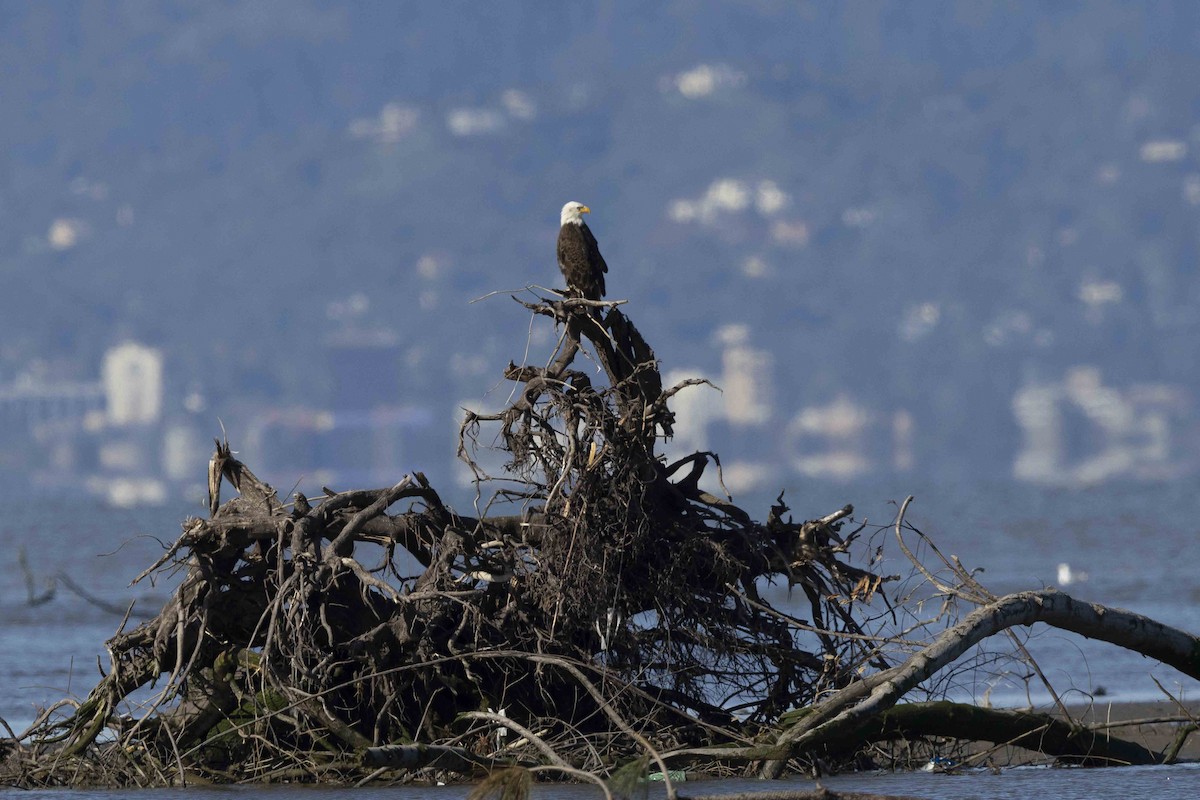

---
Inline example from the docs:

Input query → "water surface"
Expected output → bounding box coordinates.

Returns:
[2,482,1197,798]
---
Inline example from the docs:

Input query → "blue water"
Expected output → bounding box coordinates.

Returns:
[5,766,1200,798]
[0,498,193,737]
[767,478,1200,706]
[1,481,1198,798]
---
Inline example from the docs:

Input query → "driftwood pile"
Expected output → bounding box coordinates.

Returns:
[3,296,1199,792]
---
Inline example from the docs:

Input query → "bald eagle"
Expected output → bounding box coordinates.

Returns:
[557,201,608,303]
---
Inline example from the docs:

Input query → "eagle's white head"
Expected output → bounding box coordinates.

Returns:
[560,201,590,227]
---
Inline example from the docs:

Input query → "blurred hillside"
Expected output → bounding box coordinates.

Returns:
[3,1,1200,503]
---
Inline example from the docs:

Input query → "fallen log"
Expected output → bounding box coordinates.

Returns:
[759,588,1200,776]
[836,701,1162,766]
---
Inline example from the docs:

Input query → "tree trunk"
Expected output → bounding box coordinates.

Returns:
[760,589,1200,776]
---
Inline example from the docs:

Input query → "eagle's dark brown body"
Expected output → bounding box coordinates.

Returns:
[557,212,608,301]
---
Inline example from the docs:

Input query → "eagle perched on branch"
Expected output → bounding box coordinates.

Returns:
[557,201,608,302]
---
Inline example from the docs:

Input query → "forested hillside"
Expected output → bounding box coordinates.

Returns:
[4,1,1200,491]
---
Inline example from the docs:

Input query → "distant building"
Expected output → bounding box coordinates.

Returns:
[715,324,773,426]
[103,342,163,426]
[0,375,104,429]
[163,424,206,482]
[892,409,915,472]
[1012,366,1192,486]
[660,368,722,457]
[785,394,874,480]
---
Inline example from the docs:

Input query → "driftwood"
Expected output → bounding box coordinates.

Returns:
[757,587,1200,777]
[2,294,1198,793]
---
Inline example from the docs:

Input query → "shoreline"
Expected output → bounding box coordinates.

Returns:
[942,697,1200,768]
[1058,698,1200,762]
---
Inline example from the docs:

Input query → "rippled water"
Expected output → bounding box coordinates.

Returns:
[1,481,1198,798]
[0,498,192,735]
[814,762,1200,799]
[765,478,1200,706]
[6,765,1200,799]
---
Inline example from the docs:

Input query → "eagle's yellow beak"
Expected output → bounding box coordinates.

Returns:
[579,205,591,214]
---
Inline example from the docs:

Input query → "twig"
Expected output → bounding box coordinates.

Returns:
[460,710,569,767]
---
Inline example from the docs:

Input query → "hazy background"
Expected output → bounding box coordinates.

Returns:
[4,1,1200,732]
[3,0,1200,515]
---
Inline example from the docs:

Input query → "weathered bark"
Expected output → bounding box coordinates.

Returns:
[760,589,1200,776]
[839,701,1162,766]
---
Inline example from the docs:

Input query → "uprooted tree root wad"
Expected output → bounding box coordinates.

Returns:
[2,296,1198,792]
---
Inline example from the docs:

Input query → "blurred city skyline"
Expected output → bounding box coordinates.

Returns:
[3,1,1200,507]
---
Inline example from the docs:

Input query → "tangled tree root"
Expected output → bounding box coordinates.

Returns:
[3,296,1197,792]
[2,297,884,789]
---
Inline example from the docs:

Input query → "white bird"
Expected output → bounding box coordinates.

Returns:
[1056,562,1088,586]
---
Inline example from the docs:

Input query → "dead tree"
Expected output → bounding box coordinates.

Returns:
[3,296,1197,790]
[2,296,883,788]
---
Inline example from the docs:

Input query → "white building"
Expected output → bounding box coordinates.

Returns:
[1012,366,1189,486]
[715,324,773,426]
[102,342,163,426]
